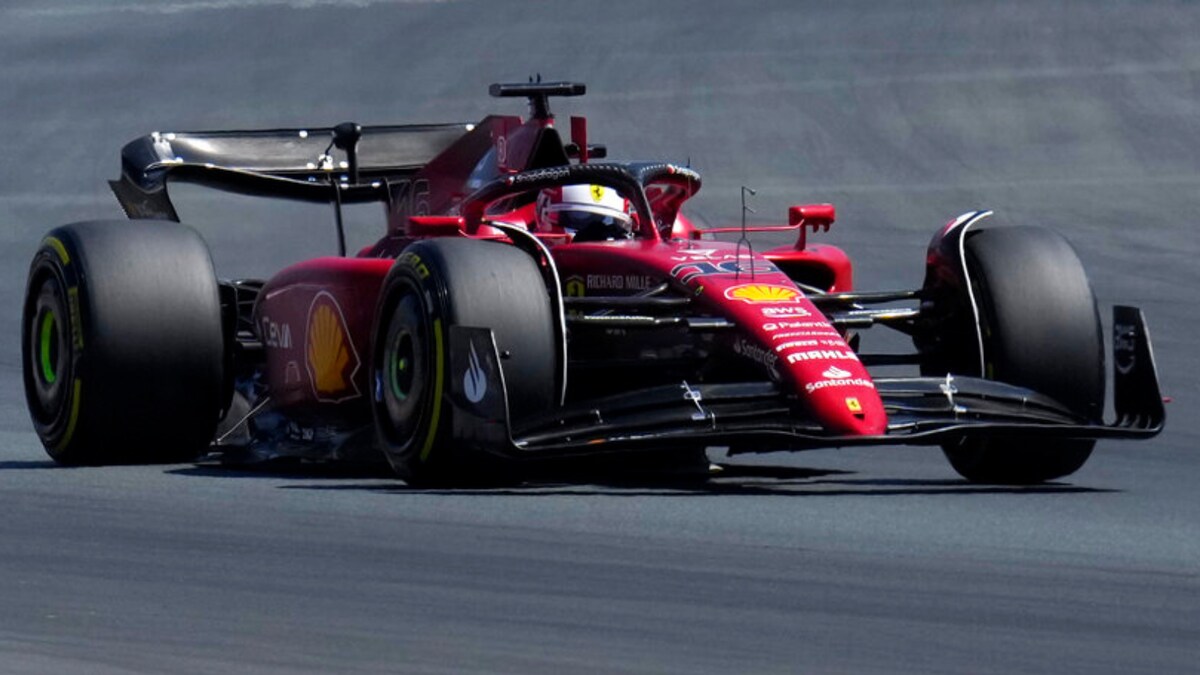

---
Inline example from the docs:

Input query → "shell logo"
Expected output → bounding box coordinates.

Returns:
[305,291,361,402]
[724,283,801,304]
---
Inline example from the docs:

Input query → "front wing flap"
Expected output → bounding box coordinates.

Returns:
[446,307,1164,461]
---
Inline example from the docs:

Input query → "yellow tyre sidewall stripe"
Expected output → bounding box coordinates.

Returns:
[44,236,70,265]
[418,319,444,462]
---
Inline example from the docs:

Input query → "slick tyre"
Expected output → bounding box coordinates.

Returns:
[22,221,226,465]
[939,226,1104,484]
[371,238,556,485]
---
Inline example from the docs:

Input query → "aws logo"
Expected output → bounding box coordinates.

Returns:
[306,291,361,403]
[724,283,802,304]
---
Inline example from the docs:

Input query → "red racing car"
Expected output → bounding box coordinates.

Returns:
[22,81,1164,485]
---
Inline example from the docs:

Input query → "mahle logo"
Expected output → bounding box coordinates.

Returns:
[786,349,857,364]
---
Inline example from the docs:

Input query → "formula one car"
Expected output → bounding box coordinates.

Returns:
[22,81,1164,485]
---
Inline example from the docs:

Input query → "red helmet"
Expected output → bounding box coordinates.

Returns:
[535,184,632,240]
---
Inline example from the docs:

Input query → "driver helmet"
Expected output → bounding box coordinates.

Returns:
[535,184,632,240]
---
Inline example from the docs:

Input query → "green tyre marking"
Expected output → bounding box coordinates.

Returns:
[39,311,57,384]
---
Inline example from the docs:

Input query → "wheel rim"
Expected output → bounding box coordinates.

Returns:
[26,270,72,424]
[387,332,414,402]
[378,288,429,449]
[39,309,59,384]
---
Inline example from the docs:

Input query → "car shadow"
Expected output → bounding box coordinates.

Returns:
[356,476,1115,498]
[0,459,60,470]
[170,459,394,481]
[15,455,1103,496]
[167,460,1116,497]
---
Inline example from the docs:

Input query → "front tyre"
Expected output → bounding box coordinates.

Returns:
[22,221,226,464]
[371,238,556,485]
[936,226,1104,484]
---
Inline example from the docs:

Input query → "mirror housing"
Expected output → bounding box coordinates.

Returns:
[788,203,836,249]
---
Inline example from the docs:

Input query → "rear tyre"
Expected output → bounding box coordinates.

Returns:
[935,226,1103,484]
[371,239,556,485]
[22,221,226,465]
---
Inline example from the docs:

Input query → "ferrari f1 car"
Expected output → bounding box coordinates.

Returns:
[22,81,1164,485]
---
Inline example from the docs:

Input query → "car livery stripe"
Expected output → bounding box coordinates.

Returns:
[419,319,445,463]
[53,379,82,453]
[44,236,70,265]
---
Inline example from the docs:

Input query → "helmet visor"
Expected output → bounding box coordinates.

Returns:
[559,210,627,233]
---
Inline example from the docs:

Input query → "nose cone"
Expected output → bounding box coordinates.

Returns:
[807,384,887,436]
[781,349,888,437]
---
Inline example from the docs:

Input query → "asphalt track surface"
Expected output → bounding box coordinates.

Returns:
[2,1,1198,673]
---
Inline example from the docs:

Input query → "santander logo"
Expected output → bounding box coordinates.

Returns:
[804,365,876,394]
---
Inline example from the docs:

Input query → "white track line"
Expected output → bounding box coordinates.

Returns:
[13,0,451,17]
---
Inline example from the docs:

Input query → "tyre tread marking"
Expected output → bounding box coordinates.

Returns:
[67,287,83,349]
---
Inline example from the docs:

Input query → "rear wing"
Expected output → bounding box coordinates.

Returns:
[109,123,470,220]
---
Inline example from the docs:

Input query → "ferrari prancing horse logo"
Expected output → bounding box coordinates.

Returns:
[590,185,605,202]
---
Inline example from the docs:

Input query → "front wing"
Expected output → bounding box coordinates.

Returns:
[446,306,1164,460]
